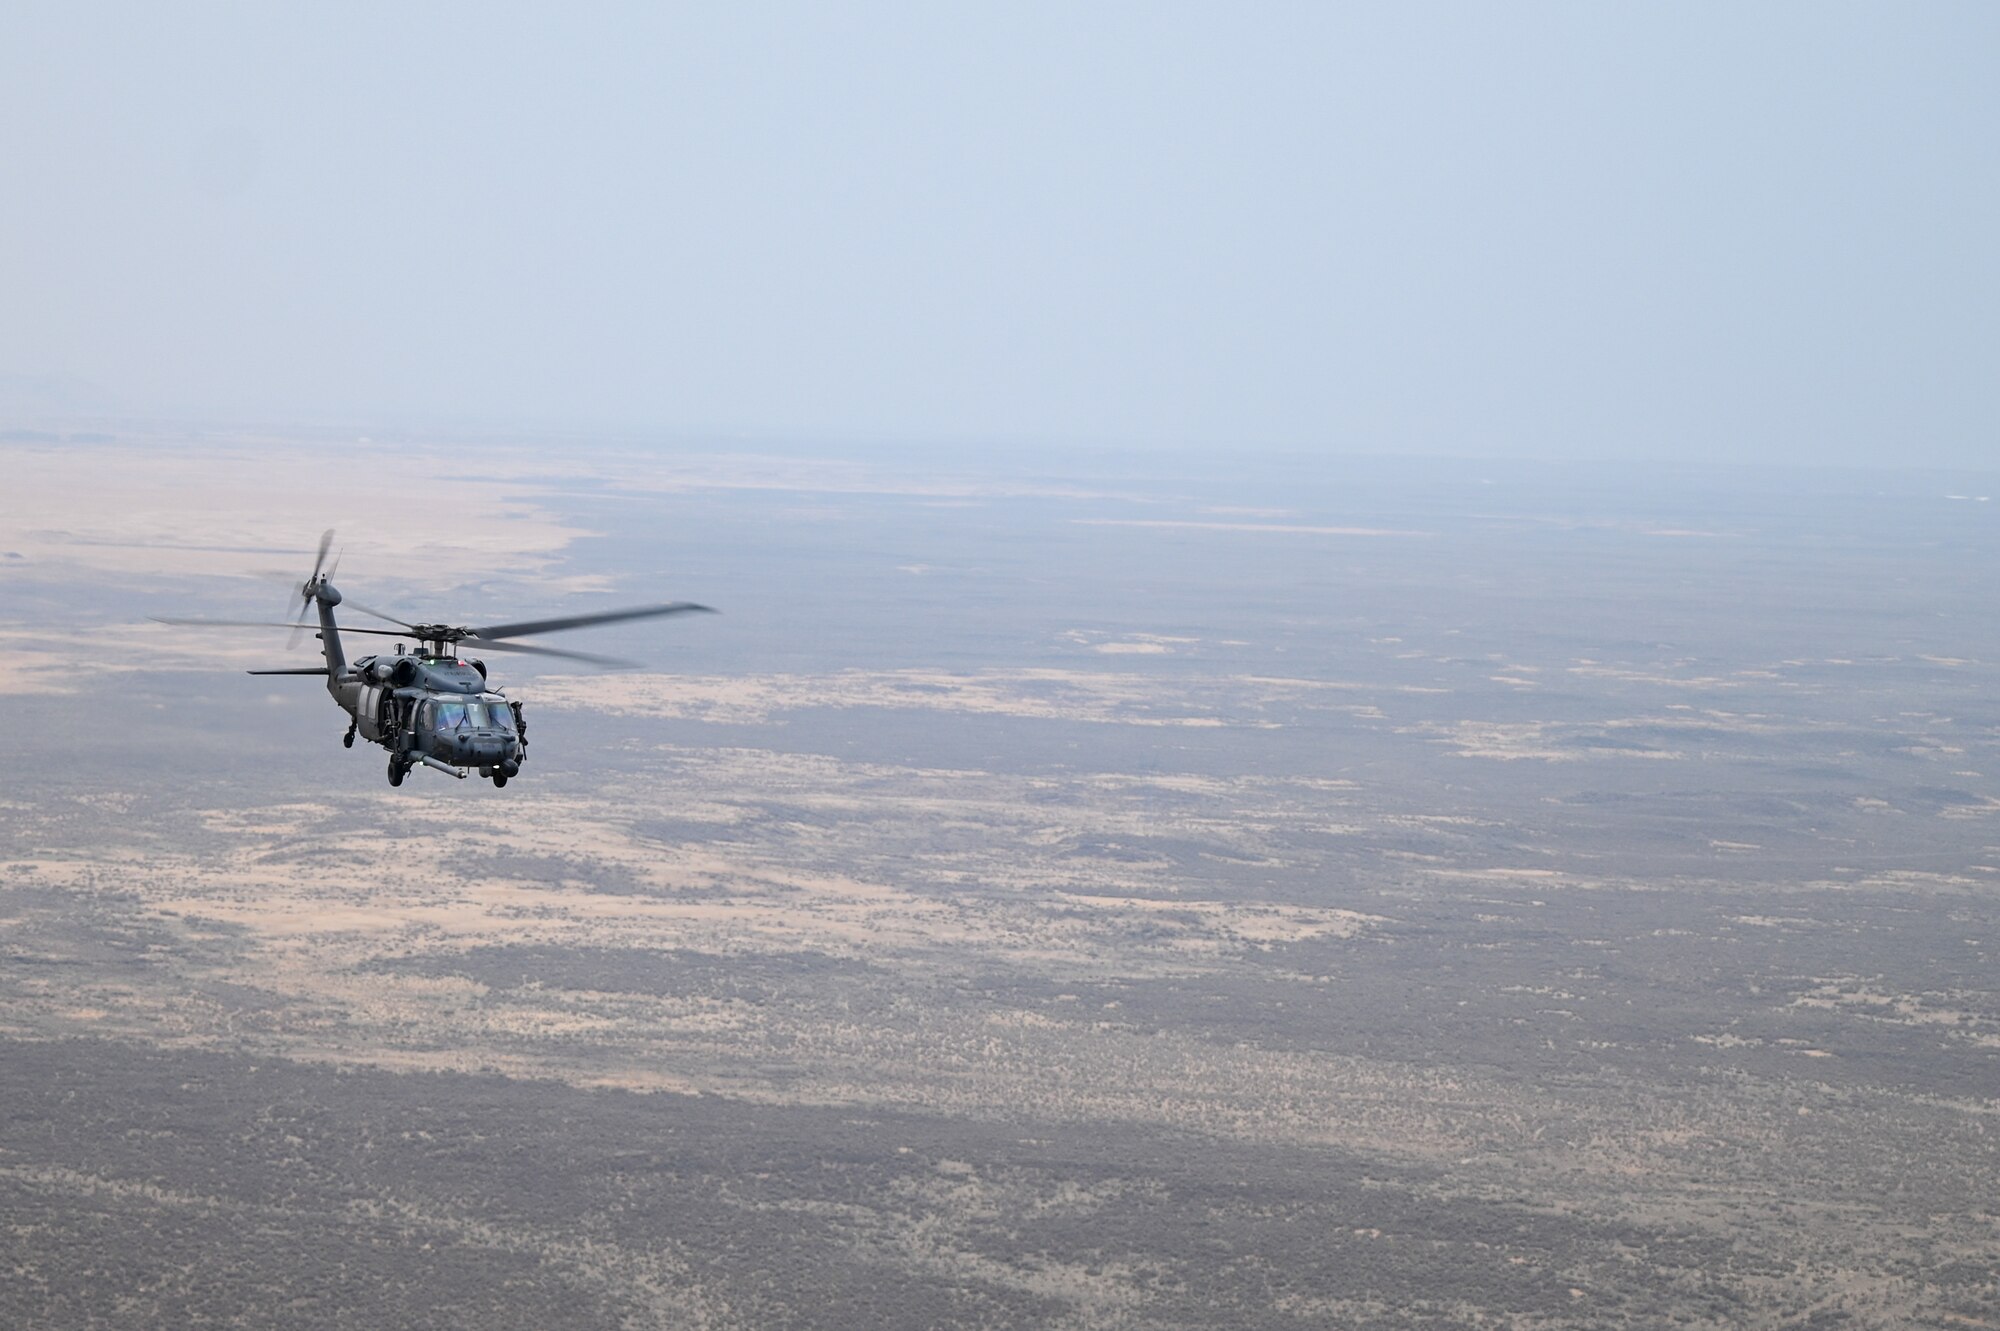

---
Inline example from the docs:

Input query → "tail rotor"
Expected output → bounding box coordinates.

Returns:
[287,528,335,650]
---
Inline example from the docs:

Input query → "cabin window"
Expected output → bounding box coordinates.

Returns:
[428,699,513,731]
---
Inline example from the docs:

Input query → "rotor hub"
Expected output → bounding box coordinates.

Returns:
[408,624,471,654]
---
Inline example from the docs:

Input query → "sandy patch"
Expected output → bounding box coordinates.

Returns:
[0,436,584,585]
[525,669,1240,728]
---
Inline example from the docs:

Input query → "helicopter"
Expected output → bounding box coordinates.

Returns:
[156,531,714,788]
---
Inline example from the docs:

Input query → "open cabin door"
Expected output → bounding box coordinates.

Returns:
[357,685,389,743]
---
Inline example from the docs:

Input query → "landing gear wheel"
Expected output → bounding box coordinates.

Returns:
[342,730,355,748]
[388,758,405,787]
[491,772,508,788]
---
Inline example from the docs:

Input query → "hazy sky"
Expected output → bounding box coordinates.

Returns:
[1,3,1993,465]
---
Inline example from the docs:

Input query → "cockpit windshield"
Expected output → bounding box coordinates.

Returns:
[428,699,515,732]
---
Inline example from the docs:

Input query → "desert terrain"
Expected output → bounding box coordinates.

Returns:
[2,432,1996,1327]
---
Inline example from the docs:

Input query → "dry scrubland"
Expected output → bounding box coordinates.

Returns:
[1,437,1997,1328]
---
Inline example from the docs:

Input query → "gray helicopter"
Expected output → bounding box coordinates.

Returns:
[158,531,713,788]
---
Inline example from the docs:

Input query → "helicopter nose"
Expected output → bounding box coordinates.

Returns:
[455,733,514,762]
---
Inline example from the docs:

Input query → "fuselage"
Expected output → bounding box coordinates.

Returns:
[310,581,526,785]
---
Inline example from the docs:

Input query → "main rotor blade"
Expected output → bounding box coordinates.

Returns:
[252,567,315,642]
[458,635,638,669]
[151,616,407,637]
[246,666,330,675]
[248,568,416,634]
[154,616,312,629]
[469,601,716,641]
[340,598,419,630]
